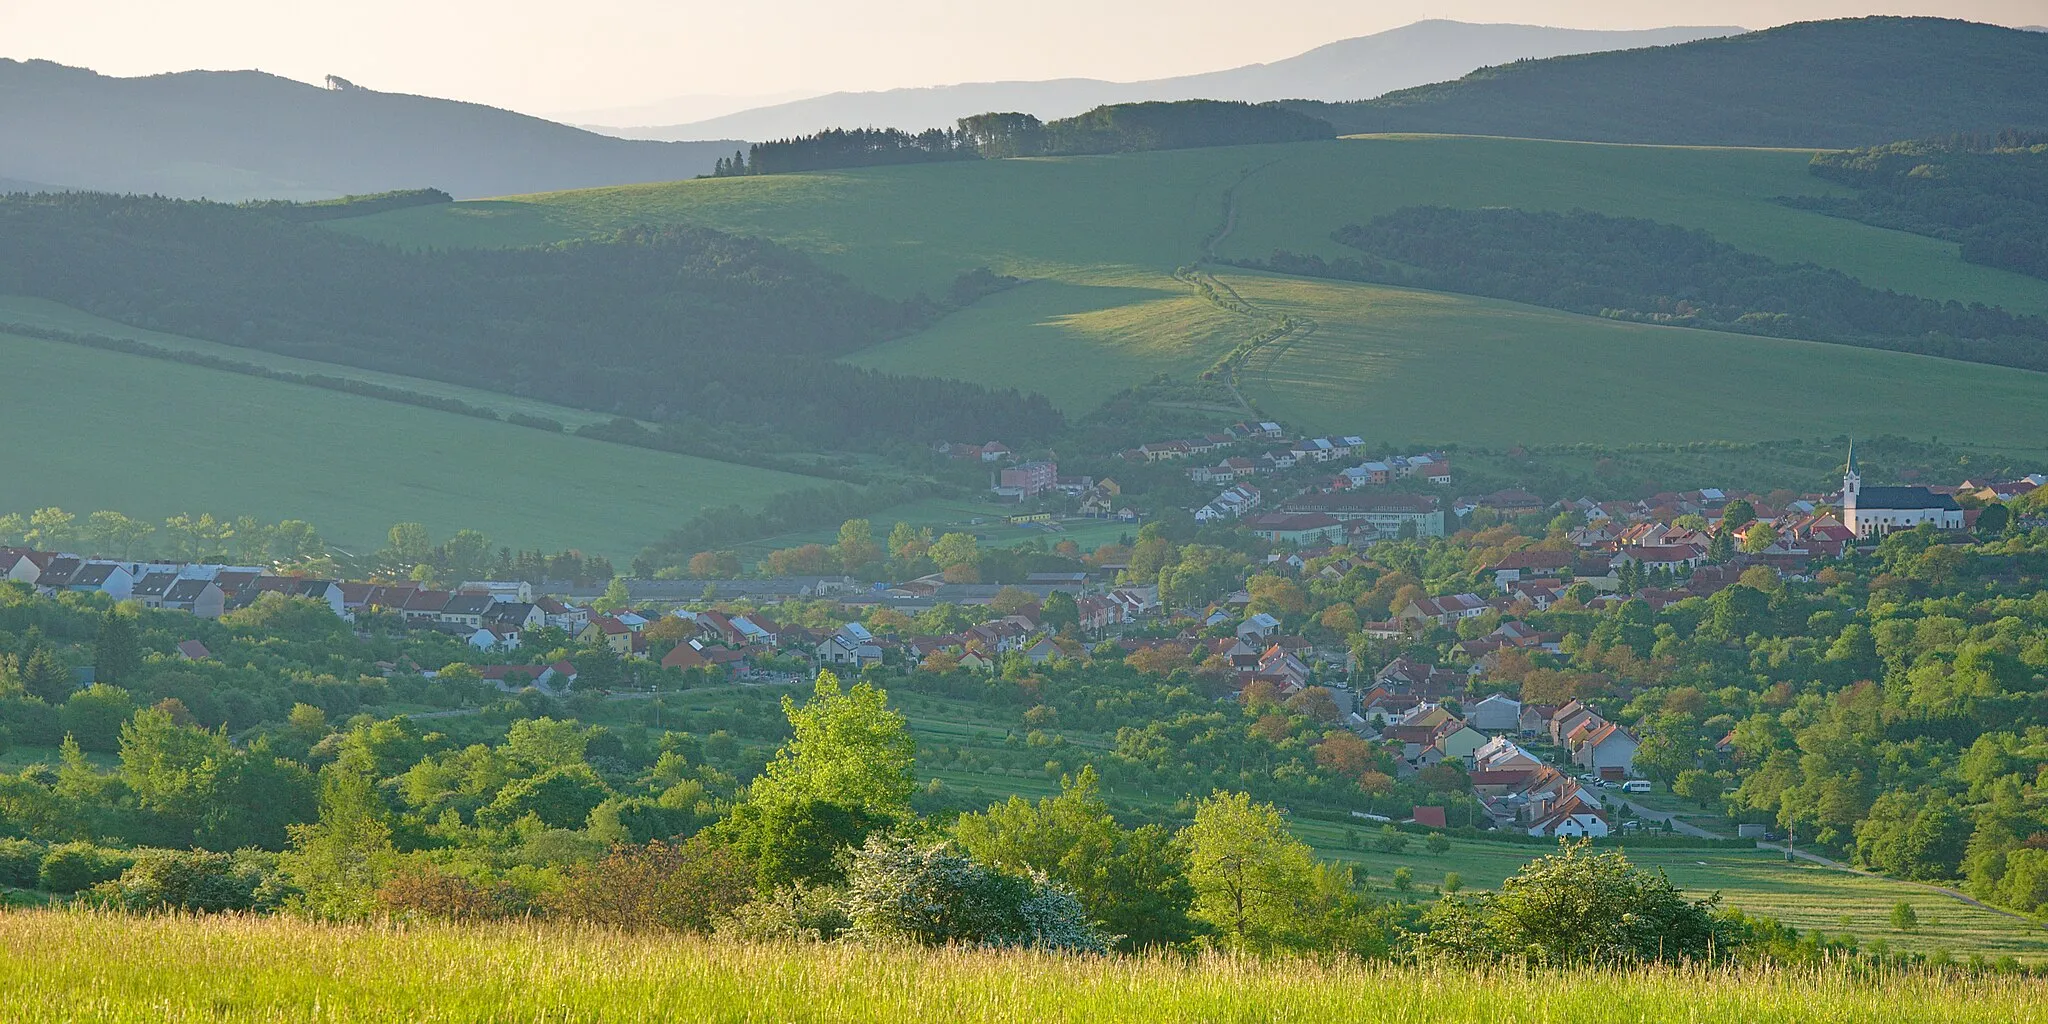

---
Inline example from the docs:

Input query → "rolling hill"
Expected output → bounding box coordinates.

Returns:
[0,59,743,200]
[330,134,2048,458]
[1289,18,2048,148]
[604,21,1740,141]
[0,325,816,558]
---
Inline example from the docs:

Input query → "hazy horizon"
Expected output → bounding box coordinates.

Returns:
[4,1,2043,117]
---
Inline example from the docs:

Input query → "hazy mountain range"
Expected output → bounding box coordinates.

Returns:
[0,59,742,201]
[596,21,1744,141]
[5,17,2039,203]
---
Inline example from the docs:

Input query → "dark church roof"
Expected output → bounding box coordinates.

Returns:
[1854,486,1961,512]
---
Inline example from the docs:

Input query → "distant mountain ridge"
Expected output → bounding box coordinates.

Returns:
[0,60,743,201]
[1290,17,2048,148]
[604,21,1741,141]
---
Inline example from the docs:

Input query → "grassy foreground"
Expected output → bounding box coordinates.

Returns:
[1,911,2042,1024]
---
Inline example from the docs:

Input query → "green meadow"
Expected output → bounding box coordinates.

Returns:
[0,296,625,432]
[331,135,2048,450]
[0,330,814,559]
[1220,270,2048,451]
[5,912,2043,1024]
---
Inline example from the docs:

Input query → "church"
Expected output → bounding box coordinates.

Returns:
[1840,444,1964,539]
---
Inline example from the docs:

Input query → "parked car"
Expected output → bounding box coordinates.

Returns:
[1577,773,1597,783]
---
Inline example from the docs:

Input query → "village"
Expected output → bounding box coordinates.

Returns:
[7,429,2041,842]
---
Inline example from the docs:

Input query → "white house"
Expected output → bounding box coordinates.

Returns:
[66,563,136,601]
[1466,693,1523,733]
[1237,612,1283,643]
[1528,794,1610,838]
[817,623,884,668]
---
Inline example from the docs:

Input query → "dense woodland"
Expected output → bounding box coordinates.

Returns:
[0,193,1061,448]
[242,188,454,223]
[1785,132,2048,282]
[1239,206,2048,373]
[713,101,1333,177]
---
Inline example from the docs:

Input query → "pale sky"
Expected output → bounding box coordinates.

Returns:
[5,0,2043,115]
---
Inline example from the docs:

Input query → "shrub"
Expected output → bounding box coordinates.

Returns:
[0,838,44,888]
[88,849,267,913]
[1891,901,1920,932]
[38,842,133,894]
[718,883,851,942]
[375,867,522,921]
[546,837,752,932]
[843,835,1108,952]
[506,413,565,432]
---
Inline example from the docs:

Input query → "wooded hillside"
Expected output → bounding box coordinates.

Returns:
[1786,132,2048,282]
[1286,18,2048,148]
[1239,205,2048,372]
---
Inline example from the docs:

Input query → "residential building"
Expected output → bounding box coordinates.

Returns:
[1246,512,1347,546]
[816,623,884,668]
[1571,721,1640,780]
[1397,593,1489,626]
[1279,492,1446,538]
[1466,693,1523,732]
[1236,613,1282,644]
[996,460,1058,500]
[160,579,226,619]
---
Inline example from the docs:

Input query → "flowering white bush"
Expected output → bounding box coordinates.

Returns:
[843,835,1107,953]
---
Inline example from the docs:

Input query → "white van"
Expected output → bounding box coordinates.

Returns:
[1621,780,1652,794]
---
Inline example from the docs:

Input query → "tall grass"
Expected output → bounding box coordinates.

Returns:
[1,909,2041,1023]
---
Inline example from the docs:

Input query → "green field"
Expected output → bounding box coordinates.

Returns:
[0,296,626,432]
[0,330,815,558]
[328,135,2048,452]
[1222,270,2048,451]
[6,913,2042,1024]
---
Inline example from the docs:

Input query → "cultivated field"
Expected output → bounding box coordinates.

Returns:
[0,331,816,558]
[1,911,2041,1023]
[1220,271,2048,451]
[0,296,625,432]
[330,136,2048,447]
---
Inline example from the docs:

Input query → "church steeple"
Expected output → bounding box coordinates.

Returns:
[1843,439,1861,506]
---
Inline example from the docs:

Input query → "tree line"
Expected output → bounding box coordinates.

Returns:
[1784,132,2048,282]
[1236,205,2048,373]
[710,101,1334,177]
[0,193,1061,449]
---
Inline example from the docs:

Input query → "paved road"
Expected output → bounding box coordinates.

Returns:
[1606,795,1721,839]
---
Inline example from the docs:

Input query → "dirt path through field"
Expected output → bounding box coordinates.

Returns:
[1757,842,2048,932]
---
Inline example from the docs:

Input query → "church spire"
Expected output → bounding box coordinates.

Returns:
[1842,438,1861,506]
